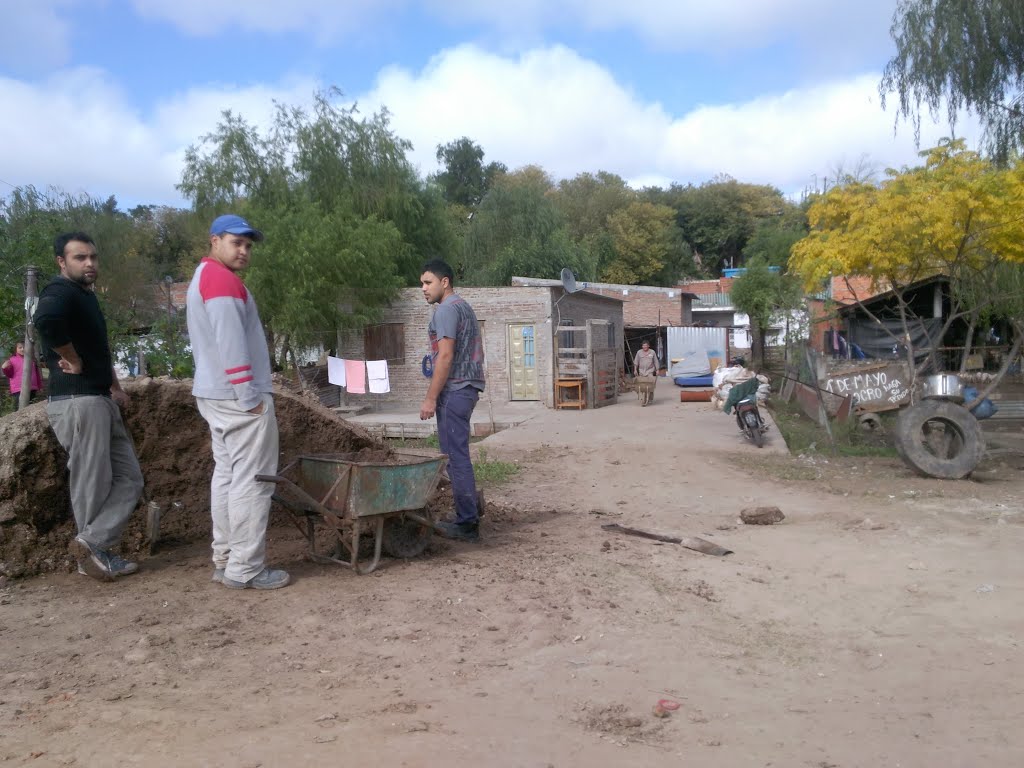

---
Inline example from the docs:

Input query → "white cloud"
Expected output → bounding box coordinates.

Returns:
[427,0,900,51]
[129,0,900,57]
[128,0,403,42]
[0,44,979,210]
[0,0,79,74]
[0,69,317,207]
[362,44,980,197]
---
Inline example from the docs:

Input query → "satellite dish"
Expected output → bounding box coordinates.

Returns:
[560,267,581,294]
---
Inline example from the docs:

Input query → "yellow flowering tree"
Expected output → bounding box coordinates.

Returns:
[791,139,1024,392]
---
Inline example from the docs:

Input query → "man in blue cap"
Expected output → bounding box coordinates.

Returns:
[186,214,289,590]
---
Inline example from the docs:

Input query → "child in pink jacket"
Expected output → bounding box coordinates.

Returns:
[2,341,43,407]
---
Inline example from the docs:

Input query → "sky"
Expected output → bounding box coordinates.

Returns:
[0,0,981,210]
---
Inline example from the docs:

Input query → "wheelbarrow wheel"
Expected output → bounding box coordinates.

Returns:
[382,512,433,559]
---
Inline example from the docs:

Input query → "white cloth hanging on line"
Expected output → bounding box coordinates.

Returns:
[366,360,390,394]
[327,356,346,387]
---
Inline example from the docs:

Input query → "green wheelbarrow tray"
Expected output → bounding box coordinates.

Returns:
[256,451,447,574]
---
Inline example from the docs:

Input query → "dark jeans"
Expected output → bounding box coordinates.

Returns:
[436,386,480,525]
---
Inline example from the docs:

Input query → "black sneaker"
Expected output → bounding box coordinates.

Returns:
[435,520,480,542]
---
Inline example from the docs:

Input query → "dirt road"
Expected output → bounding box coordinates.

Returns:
[2,384,1023,766]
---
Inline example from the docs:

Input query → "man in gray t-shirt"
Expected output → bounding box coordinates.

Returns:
[419,259,485,542]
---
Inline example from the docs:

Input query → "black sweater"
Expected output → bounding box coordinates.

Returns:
[33,277,114,397]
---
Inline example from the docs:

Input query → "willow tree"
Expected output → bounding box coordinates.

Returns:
[790,139,1024,389]
[179,90,453,368]
[881,0,1024,164]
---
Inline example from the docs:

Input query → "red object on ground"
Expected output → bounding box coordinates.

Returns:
[657,699,681,711]
[679,389,712,402]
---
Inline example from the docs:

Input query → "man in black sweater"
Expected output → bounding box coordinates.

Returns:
[33,232,144,582]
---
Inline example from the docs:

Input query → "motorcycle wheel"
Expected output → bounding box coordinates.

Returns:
[743,411,764,447]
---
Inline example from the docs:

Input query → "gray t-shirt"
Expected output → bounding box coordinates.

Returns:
[428,293,485,392]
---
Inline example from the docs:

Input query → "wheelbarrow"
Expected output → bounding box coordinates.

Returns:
[256,451,447,574]
[636,375,657,406]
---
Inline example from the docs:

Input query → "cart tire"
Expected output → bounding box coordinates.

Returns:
[382,513,432,559]
[894,400,984,479]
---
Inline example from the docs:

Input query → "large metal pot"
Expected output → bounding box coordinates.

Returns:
[921,373,964,402]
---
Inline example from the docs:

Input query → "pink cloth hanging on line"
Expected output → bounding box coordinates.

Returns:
[344,360,366,394]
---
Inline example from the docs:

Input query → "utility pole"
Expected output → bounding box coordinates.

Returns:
[164,275,175,373]
[19,266,39,410]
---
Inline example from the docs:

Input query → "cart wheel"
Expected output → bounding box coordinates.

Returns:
[382,512,433,559]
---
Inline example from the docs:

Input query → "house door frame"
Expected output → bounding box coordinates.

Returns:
[508,323,539,401]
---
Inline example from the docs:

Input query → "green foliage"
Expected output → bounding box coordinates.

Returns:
[881,0,1024,164]
[768,399,898,458]
[742,214,808,268]
[647,177,794,275]
[551,171,633,243]
[433,137,507,208]
[462,167,595,285]
[178,89,447,362]
[731,257,803,369]
[601,201,679,284]
[473,449,520,486]
[117,312,195,378]
[549,172,695,286]
[0,186,173,357]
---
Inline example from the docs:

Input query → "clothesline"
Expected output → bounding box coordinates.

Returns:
[326,356,390,394]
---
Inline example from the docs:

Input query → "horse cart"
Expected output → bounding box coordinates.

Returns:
[257,451,446,575]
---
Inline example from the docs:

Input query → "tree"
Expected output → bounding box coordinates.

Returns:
[742,205,808,268]
[0,186,166,366]
[461,167,593,285]
[881,0,1024,164]
[790,139,1024,385]
[550,171,633,243]
[178,90,450,366]
[731,257,803,371]
[649,177,790,275]
[433,137,507,208]
[601,201,680,285]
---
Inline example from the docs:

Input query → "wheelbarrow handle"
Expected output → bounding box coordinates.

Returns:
[255,474,287,483]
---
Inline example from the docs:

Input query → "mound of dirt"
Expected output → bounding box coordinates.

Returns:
[0,378,386,578]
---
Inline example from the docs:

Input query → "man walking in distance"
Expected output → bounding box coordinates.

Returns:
[419,259,485,542]
[187,214,289,590]
[33,232,144,582]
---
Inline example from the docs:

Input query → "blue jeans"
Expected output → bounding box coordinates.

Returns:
[436,386,480,525]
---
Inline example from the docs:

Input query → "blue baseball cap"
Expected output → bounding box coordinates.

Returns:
[209,214,264,242]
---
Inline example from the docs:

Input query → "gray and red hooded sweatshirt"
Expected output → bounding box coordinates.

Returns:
[186,257,272,410]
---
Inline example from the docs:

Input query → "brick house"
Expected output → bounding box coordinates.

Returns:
[336,285,624,409]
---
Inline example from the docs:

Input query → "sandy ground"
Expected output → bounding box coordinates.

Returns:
[2,384,1023,767]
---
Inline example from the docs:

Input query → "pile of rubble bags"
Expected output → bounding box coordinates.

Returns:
[710,365,771,411]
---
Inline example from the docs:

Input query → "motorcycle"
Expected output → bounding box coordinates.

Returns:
[735,395,768,448]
